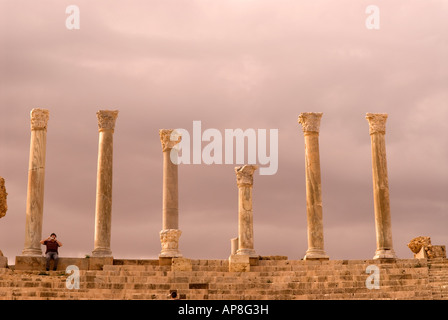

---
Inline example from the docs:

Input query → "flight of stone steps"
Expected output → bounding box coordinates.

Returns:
[0,258,447,300]
[428,258,448,299]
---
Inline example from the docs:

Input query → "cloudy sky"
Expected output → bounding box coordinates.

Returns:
[0,0,447,262]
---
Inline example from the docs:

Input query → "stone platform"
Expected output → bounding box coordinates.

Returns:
[1,258,448,300]
[14,256,113,271]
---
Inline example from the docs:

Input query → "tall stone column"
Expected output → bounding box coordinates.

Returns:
[0,177,7,219]
[366,113,397,259]
[159,129,182,257]
[22,109,49,256]
[1,177,8,268]
[235,165,258,257]
[92,110,118,257]
[298,112,329,260]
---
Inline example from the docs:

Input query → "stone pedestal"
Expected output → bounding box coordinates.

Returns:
[14,256,111,271]
[22,108,50,256]
[92,110,118,257]
[235,165,258,258]
[366,113,397,260]
[88,256,114,270]
[298,113,329,260]
[229,254,250,272]
[159,129,182,257]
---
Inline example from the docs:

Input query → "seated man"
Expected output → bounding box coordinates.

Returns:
[40,233,63,271]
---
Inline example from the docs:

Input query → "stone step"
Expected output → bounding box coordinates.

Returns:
[103,265,171,272]
[0,276,431,290]
[0,258,446,300]
[0,286,435,300]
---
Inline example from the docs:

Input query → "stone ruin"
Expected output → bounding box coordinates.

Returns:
[408,236,447,259]
[1,109,446,273]
[1,109,448,301]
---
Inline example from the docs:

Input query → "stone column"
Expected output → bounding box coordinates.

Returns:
[230,237,239,255]
[235,165,258,257]
[298,112,329,260]
[366,113,397,259]
[159,129,182,257]
[0,177,8,267]
[0,177,7,219]
[22,108,49,256]
[91,110,118,257]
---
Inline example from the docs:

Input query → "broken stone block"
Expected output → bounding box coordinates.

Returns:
[408,236,446,259]
[408,236,431,254]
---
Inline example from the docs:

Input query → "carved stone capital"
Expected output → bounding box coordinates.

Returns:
[235,165,258,187]
[366,113,387,135]
[407,236,431,254]
[298,112,323,133]
[159,129,182,152]
[159,229,182,257]
[30,108,49,130]
[96,110,119,132]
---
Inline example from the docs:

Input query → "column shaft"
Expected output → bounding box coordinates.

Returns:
[366,113,396,259]
[235,165,258,257]
[298,112,329,260]
[92,110,118,257]
[162,150,178,230]
[22,108,49,256]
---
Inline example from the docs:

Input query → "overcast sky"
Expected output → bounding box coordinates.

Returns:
[0,0,447,262]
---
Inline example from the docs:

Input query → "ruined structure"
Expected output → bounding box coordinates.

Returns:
[3,109,447,300]
[408,236,447,259]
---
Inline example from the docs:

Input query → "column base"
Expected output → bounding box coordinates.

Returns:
[21,248,43,257]
[91,247,113,258]
[303,248,329,260]
[373,248,397,260]
[159,251,183,258]
[159,229,182,258]
[236,248,258,258]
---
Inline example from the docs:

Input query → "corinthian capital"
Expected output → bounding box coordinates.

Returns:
[159,129,182,152]
[366,113,387,135]
[96,110,119,132]
[30,108,49,130]
[298,112,323,133]
[235,165,258,187]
